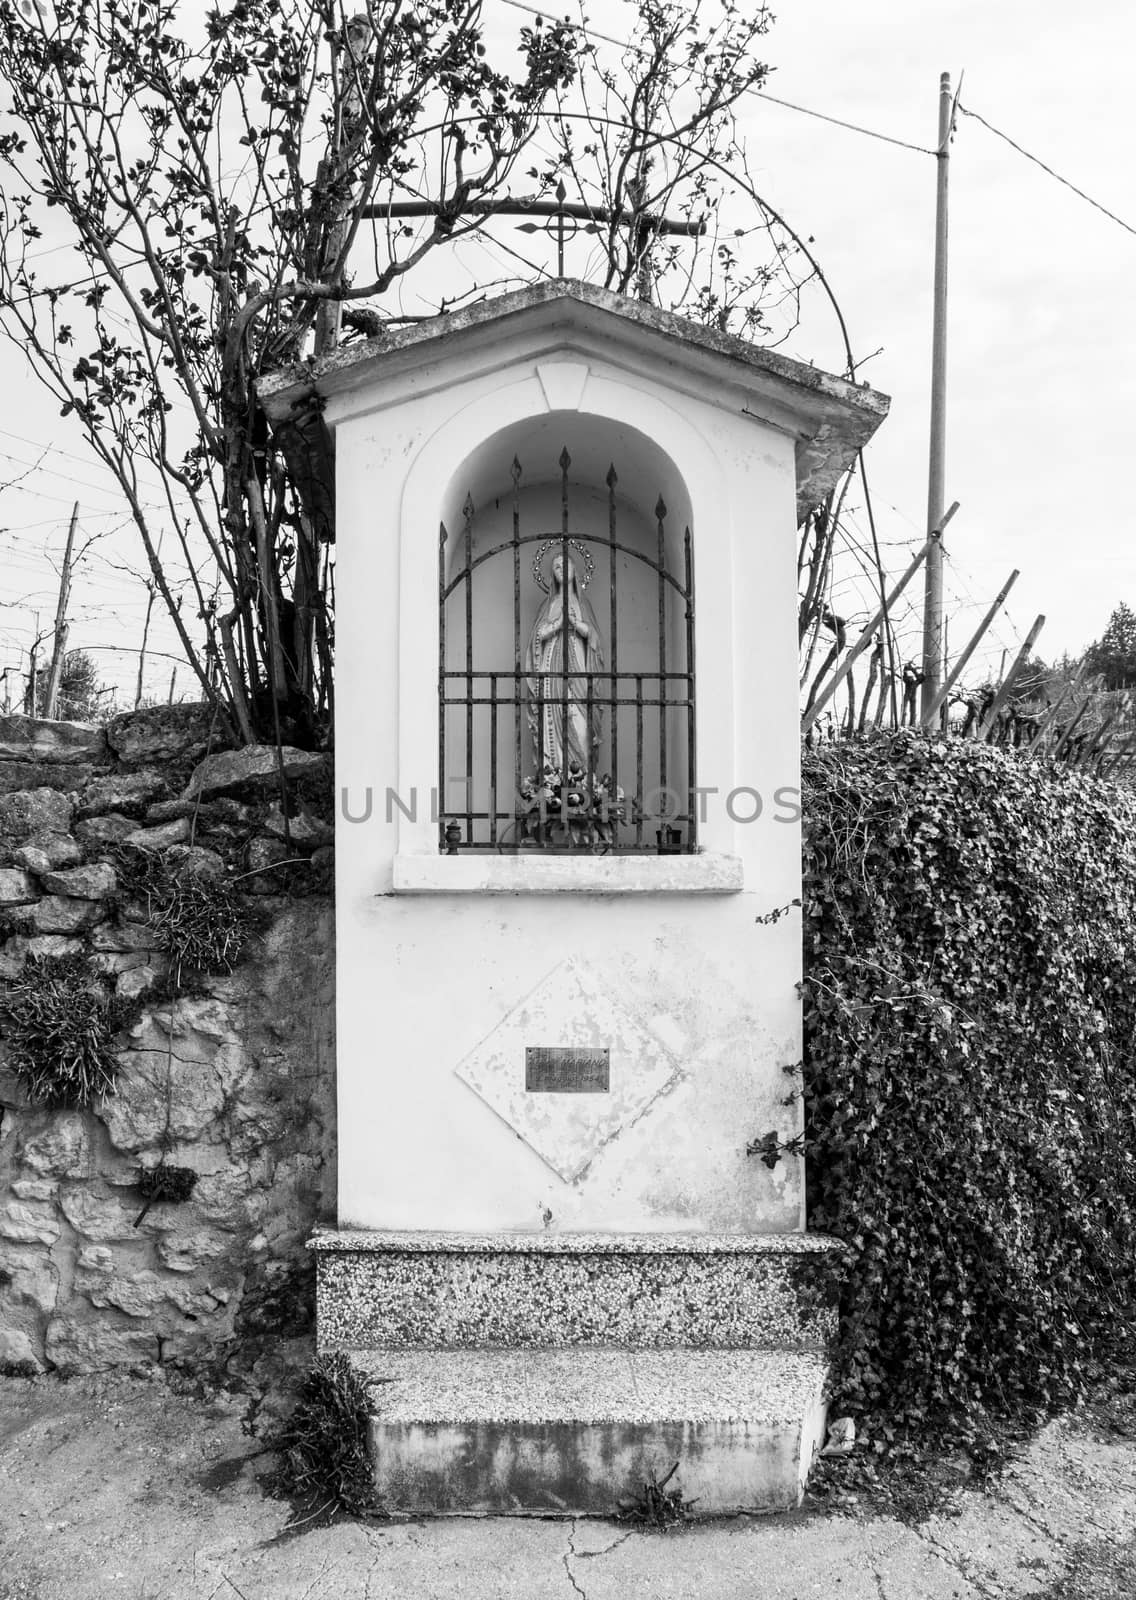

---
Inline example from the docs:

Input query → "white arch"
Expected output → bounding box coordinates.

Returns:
[395,364,739,868]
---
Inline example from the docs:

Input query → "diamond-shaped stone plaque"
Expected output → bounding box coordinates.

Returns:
[455,958,681,1183]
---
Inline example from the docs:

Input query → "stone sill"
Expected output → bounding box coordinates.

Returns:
[389,851,744,895]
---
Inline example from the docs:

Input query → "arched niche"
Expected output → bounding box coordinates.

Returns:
[439,411,695,853]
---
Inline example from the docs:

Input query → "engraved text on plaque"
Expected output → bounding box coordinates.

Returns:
[525,1046,610,1093]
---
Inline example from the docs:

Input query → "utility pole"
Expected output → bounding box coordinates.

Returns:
[43,501,79,719]
[920,72,956,723]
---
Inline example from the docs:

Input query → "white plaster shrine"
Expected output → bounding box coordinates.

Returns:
[261,280,888,1514]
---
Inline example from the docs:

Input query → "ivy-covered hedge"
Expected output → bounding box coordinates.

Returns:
[802,732,1136,1434]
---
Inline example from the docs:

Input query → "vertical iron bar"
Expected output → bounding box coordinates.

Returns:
[635,673,644,849]
[607,465,619,835]
[489,672,498,845]
[438,521,448,851]
[656,496,668,812]
[685,525,695,845]
[512,456,523,824]
[559,447,572,844]
[463,493,475,844]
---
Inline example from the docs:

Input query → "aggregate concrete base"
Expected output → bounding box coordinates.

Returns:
[352,1347,829,1515]
[311,1229,842,1350]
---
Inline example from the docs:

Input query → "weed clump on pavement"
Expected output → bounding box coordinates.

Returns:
[269,1353,382,1520]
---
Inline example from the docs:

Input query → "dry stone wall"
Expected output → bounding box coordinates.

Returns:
[0,709,335,1375]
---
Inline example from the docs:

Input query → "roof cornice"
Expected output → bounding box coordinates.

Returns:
[259,279,889,519]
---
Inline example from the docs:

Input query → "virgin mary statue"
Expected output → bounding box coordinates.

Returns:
[525,550,605,777]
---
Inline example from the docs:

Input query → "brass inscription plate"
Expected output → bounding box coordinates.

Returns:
[525,1046,610,1093]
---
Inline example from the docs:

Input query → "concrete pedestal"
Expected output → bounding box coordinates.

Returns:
[311,1230,842,1515]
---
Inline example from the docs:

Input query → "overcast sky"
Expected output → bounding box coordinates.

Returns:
[746,0,1136,674]
[0,0,1132,709]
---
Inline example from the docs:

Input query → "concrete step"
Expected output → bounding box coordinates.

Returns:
[312,1230,841,1351]
[351,1346,829,1515]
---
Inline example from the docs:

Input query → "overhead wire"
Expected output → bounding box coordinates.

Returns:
[0,425,164,480]
[0,506,165,535]
[0,475,169,513]
[0,448,163,505]
[958,103,1136,240]
[939,545,1029,685]
[496,0,937,157]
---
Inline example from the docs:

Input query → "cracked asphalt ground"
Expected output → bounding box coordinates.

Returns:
[2,1372,1136,1599]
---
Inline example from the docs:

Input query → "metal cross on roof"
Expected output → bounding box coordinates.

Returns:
[362,180,705,285]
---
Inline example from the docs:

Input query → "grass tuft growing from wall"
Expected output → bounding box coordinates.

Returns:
[0,953,141,1107]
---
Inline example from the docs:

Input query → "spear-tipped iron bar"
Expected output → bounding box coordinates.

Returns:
[463,494,475,844]
[438,521,448,849]
[685,525,696,842]
[559,448,571,838]
[608,465,620,828]
[512,457,523,815]
[657,497,668,801]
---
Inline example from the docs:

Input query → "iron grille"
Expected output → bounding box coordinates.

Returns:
[439,449,695,854]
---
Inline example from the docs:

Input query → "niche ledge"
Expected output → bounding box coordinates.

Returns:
[389,851,744,895]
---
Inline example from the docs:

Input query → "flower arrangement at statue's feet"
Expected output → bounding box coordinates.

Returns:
[519,763,628,851]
